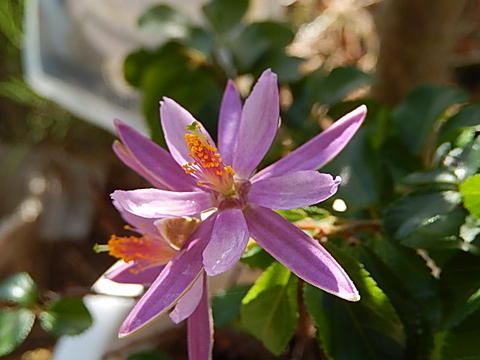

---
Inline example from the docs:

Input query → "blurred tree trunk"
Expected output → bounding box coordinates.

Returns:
[372,0,468,104]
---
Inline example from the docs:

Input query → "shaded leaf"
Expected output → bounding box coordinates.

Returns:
[441,308,480,360]
[304,244,405,360]
[439,104,480,143]
[212,284,250,327]
[240,262,298,355]
[138,4,190,38]
[0,272,38,307]
[127,350,171,360]
[39,298,93,336]
[240,245,275,269]
[202,0,248,34]
[0,309,35,356]
[393,86,467,155]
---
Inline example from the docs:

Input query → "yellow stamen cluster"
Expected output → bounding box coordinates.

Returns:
[182,122,235,194]
[107,234,170,269]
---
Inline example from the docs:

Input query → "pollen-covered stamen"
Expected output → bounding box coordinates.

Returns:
[107,234,174,272]
[182,122,235,195]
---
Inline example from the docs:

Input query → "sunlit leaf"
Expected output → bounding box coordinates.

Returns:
[0,309,35,356]
[39,298,93,336]
[0,272,38,307]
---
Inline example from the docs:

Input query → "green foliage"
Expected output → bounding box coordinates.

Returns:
[304,244,405,360]
[212,284,251,327]
[240,262,298,355]
[138,5,190,34]
[39,298,93,336]
[0,309,35,356]
[460,175,480,218]
[202,0,249,34]
[393,86,468,155]
[0,272,38,307]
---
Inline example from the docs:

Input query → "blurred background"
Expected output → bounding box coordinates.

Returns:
[1,0,480,359]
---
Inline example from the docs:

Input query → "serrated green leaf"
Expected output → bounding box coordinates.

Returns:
[393,85,467,155]
[127,350,171,360]
[460,175,480,218]
[240,262,298,355]
[304,244,405,360]
[202,0,248,35]
[39,298,93,336]
[212,284,251,327]
[0,272,38,307]
[0,309,35,356]
[384,189,462,247]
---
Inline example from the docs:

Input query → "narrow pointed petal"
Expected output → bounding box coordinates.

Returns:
[249,171,341,210]
[187,275,213,360]
[253,105,366,181]
[114,120,196,191]
[203,208,249,276]
[119,217,215,336]
[111,189,213,218]
[218,80,242,165]
[169,272,204,324]
[232,69,279,178]
[245,206,359,301]
[160,97,215,166]
[106,263,164,286]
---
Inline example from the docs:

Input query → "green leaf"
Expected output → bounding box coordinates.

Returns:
[439,104,480,143]
[393,85,467,155]
[138,5,190,37]
[240,245,275,269]
[0,272,38,307]
[440,308,480,360]
[240,262,298,355]
[304,244,405,360]
[230,22,294,72]
[212,284,251,327]
[384,189,462,248]
[39,298,93,336]
[315,66,372,105]
[460,175,480,218]
[402,169,458,186]
[0,309,35,356]
[127,350,171,360]
[444,137,480,182]
[202,0,248,34]
[357,238,440,358]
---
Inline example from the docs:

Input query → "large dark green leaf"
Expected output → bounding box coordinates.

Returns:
[393,86,467,155]
[304,243,405,360]
[127,350,171,360]
[0,309,35,356]
[440,308,480,360]
[357,239,440,358]
[384,189,463,249]
[212,284,250,327]
[0,272,38,307]
[439,104,480,143]
[202,0,248,35]
[443,137,480,182]
[240,262,298,355]
[39,298,93,336]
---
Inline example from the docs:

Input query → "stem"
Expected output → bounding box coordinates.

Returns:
[291,280,315,360]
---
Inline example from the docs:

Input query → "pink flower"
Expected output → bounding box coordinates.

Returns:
[109,69,366,359]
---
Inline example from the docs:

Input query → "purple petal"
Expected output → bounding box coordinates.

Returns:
[253,105,366,181]
[160,98,215,166]
[232,69,279,179]
[245,206,359,301]
[187,274,213,360]
[111,189,213,218]
[203,208,249,276]
[106,262,164,286]
[114,120,196,191]
[119,216,215,336]
[112,200,158,234]
[249,171,341,210]
[218,80,242,165]
[169,272,204,324]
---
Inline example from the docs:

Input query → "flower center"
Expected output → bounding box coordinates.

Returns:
[182,122,235,195]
